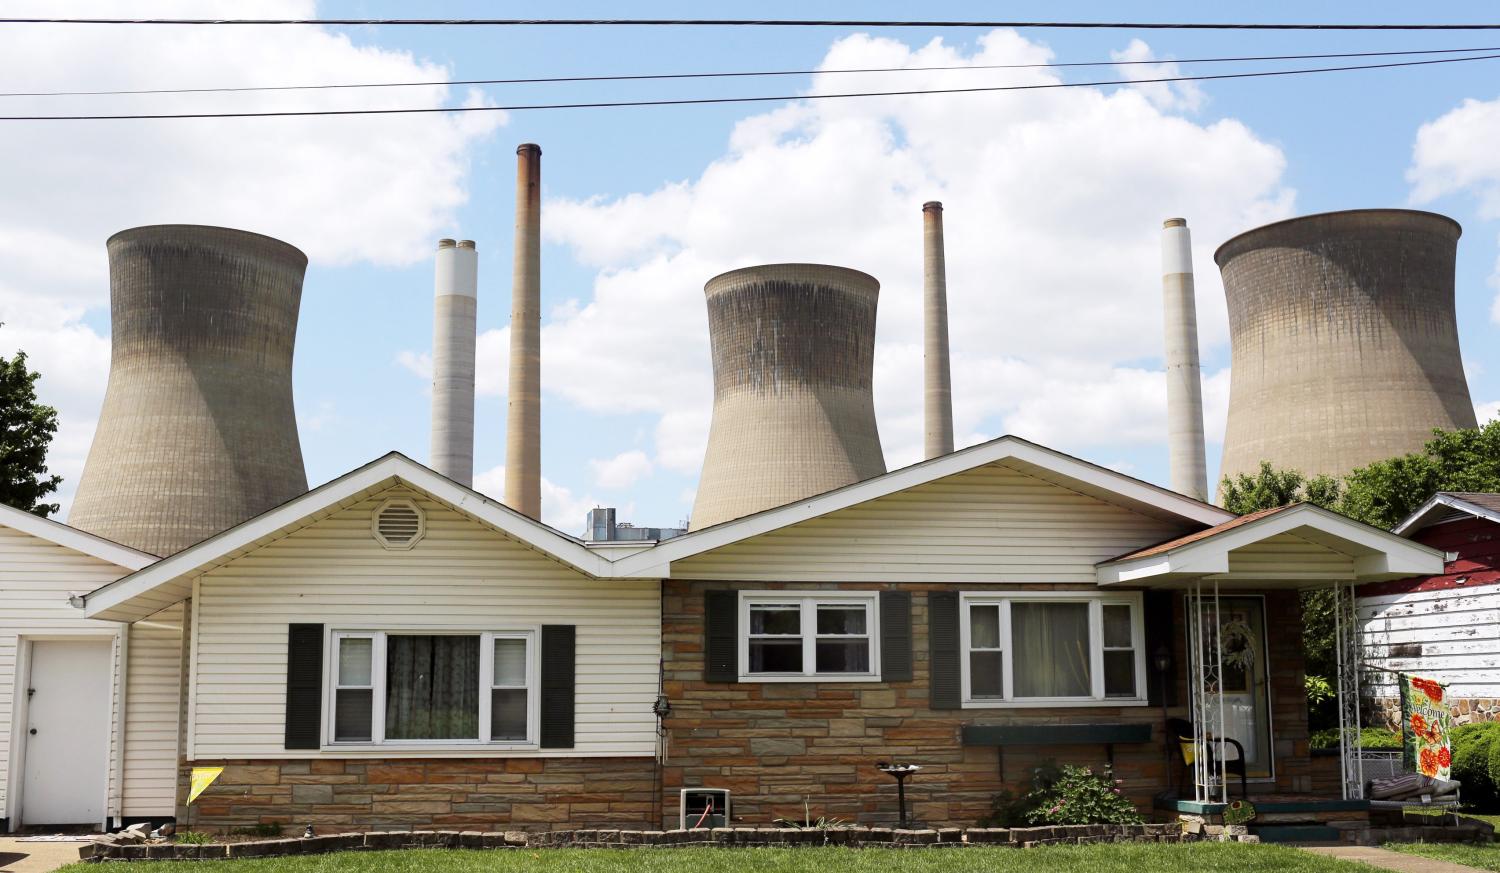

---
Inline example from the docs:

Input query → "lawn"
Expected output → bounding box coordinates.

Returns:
[1386,842,1500,872]
[58,843,1376,873]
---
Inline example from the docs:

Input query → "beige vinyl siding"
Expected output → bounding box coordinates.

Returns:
[1226,532,1357,576]
[0,525,131,823]
[1360,586,1500,698]
[672,460,1191,582]
[123,603,183,816]
[189,487,659,760]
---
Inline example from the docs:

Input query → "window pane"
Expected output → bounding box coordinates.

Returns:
[385,635,480,740]
[1103,605,1133,649]
[1104,650,1137,698]
[970,605,1000,649]
[1012,602,1092,697]
[970,651,1003,699]
[491,689,528,741]
[338,638,372,686]
[748,640,802,673]
[750,606,800,635]
[493,638,527,686]
[334,689,372,741]
[815,640,870,673]
[816,606,866,635]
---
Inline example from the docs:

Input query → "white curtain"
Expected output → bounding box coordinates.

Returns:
[1012,602,1091,697]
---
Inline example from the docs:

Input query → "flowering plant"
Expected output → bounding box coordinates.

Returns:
[1021,764,1143,826]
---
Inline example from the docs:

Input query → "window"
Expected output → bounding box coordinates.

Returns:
[960,593,1144,705]
[739,593,878,680]
[327,631,535,746]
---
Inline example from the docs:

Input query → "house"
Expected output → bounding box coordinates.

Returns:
[0,503,172,832]
[31,435,1439,833]
[1359,492,1500,727]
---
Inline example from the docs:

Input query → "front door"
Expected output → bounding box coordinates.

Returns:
[21,640,112,826]
[1191,596,1275,780]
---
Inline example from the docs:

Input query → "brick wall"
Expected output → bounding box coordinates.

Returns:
[661,581,1314,830]
[180,757,658,833]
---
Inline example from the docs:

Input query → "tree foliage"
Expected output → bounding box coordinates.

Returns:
[1220,461,1341,515]
[0,341,63,518]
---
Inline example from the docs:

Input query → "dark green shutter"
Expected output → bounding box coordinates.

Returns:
[928,592,961,709]
[1144,591,1178,707]
[284,623,324,749]
[704,590,739,683]
[540,625,576,748]
[880,590,913,681]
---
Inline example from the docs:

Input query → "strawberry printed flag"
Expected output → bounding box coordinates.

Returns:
[1400,675,1451,779]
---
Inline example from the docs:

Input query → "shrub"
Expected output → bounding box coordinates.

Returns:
[1451,722,1500,808]
[1023,764,1143,826]
[172,831,212,845]
[982,761,1063,826]
[1309,727,1402,750]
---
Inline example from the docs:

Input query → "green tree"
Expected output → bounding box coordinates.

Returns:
[0,342,63,517]
[1339,422,1500,528]
[1219,461,1341,514]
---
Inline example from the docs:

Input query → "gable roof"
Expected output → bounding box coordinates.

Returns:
[83,452,612,622]
[1106,505,1296,562]
[1393,492,1500,536]
[0,501,157,571]
[609,434,1235,578]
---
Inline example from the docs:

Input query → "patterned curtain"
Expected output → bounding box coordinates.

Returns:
[385,635,480,740]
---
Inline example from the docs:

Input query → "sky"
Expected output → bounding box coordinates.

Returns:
[5,2,1500,536]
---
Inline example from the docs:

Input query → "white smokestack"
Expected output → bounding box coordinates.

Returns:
[430,238,478,486]
[1162,218,1208,501]
[923,201,954,459]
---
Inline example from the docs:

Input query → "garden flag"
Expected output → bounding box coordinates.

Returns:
[1399,675,1452,779]
[187,766,224,805]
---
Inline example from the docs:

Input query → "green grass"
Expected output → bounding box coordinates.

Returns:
[1386,842,1500,872]
[57,843,1377,873]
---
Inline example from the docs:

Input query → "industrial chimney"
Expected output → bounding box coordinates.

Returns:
[431,238,478,486]
[1217,208,1476,489]
[505,143,542,518]
[1161,218,1208,502]
[690,264,887,530]
[69,225,309,556]
[923,201,954,460]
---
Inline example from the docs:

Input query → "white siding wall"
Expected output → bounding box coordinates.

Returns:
[189,487,660,760]
[0,525,129,824]
[123,603,183,816]
[672,461,1191,582]
[1360,586,1500,698]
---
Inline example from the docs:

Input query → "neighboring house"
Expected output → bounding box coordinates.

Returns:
[1359,492,1500,727]
[67,436,1441,833]
[0,503,172,832]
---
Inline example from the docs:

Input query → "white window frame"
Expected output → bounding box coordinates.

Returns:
[959,591,1148,708]
[737,591,881,682]
[324,628,539,749]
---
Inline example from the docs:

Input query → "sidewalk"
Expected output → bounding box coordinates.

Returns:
[1302,845,1492,873]
[0,838,90,873]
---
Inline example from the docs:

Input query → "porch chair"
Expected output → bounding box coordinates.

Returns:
[1166,717,1249,799]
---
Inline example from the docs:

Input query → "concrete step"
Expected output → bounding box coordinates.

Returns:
[1251,825,1342,843]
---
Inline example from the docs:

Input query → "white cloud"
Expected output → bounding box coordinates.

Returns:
[1109,39,1206,112]
[1477,400,1500,424]
[540,30,1291,484]
[474,464,598,534]
[589,450,654,489]
[0,0,502,515]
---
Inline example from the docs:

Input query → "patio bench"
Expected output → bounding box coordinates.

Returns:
[961,723,1154,778]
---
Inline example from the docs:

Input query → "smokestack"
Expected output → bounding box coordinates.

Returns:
[1162,218,1209,502]
[431,238,478,486]
[922,201,954,459]
[505,144,542,518]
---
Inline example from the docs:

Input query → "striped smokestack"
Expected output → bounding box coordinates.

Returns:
[922,201,954,459]
[1162,218,1208,502]
[430,238,478,486]
[505,144,542,518]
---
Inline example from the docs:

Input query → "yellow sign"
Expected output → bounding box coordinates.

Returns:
[187,767,224,805]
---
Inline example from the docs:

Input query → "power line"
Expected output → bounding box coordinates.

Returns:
[6,45,1498,99]
[3,50,1496,121]
[3,17,1500,30]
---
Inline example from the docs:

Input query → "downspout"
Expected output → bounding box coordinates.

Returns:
[113,626,129,829]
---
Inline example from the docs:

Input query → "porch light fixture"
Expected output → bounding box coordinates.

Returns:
[1153,645,1172,675]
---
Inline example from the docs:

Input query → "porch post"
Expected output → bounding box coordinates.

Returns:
[1334,581,1365,800]
[1187,579,1227,803]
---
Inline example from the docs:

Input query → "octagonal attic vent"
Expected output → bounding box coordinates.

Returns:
[372,499,425,550]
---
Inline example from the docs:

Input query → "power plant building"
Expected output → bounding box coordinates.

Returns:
[67,224,309,557]
[1216,208,1477,488]
[690,263,887,530]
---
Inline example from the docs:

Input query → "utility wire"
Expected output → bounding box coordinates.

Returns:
[5,44,1498,99]
[3,17,1500,30]
[3,50,1496,121]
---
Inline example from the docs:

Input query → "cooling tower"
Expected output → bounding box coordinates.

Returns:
[923,201,955,460]
[505,143,542,518]
[690,264,887,530]
[68,225,309,556]
[431,238,478,486]
[1162,218,1208,502]
[1216,208,1476,490]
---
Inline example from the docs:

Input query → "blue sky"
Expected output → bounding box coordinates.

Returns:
[5,1,1500,535]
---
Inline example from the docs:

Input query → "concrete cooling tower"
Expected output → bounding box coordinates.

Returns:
[1216,208,1476,489]
[690,264,887,530]
[68,225,309,556]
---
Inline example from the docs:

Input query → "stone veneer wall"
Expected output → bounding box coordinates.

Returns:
[1371,696,1500,729]
[660,582,1315,830]
[180,758,658,832]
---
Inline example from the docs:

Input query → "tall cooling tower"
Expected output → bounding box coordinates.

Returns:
[1216,208,1476,489]
[69,225,309,556]
[690,264,887,530]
